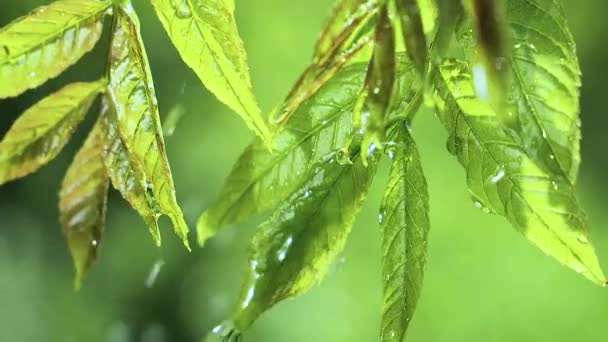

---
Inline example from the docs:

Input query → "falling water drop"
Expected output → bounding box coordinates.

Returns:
[145,259,165,288]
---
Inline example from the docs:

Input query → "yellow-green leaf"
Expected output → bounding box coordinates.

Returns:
[150,0,272,146]
[196,60,420,246]
[0,0,111,98]
[59,118,109,290]
[435,59,605,285]
[0,81,103,185]
[457,0,582,184]
[380,125,429,341]
[108,3,189,248]
[100,95,161,245]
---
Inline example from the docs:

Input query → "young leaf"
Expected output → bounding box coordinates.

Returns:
[458,0,582,184]
[0,0,111,98]
[100,96,161,245]
[434,60,606,285]
[197,60,420,246]
[357,4,396,164]
[0,81,103,185]
[59,118,109,290]
[108,3,189,248]
[274,0,379,125]
[395,0,428,75]
[231,154,377,330]
[380,125,429,341]
[150,0,272,147]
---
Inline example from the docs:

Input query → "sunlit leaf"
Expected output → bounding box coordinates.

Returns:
[150,0,272,147]
[458,0,582,183]
[274,0,379,125]
[356,4,396,164]
[0,0,110,98]
[395,0,428,74]
[100,96,161,245]
[197,59,420,246]
[379,125,429,342]
[59,118,109,290]
[0,81,103,185]
[231,153,376,330]
[108,3,189,248]
[434,59,606,285]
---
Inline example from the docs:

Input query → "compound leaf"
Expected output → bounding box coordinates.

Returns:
[0,81,103,185]
[108,3,189,248]
[458,0,582,184]
[0,0,111,98]
[379,125,429,342]
[59,118,109,290]
[150,0,272,146]
[434,60,605,285]
[197,59,420,246]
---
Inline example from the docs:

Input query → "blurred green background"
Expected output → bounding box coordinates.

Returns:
[1,1,607,341]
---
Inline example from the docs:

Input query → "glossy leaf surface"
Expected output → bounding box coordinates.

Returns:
[458,0,582,184]
[108,3,189,248]
[150,0,272,146]
[0,0,110,98]
[59,118,109,289]
[197,59,420,246]
[0,81,103,185]
[435,60,605,285]
[379,125,429,342]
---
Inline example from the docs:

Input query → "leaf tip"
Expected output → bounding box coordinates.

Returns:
[196,212,216,247]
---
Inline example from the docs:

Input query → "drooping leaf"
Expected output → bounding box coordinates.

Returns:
[59,118,109,290]
[457,0,582,183]
[434,59,606,285]
[0,0,111,98]
[468,0,511,112]
[150,0,272,147]
[197,59,420,246]
[100,96,161,245]
[231,153,376,331]
[108,3,189,248]
[379,124,429,342]
[273,0,379,125]
[356,4,396,164]
[0,81,103,185]
[395,0,428,74]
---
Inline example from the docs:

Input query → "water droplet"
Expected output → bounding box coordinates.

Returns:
[372,87,380,94]
[205,321,242,342]
[551,180,559,191]
[277,236,293,262]
[490,167,505,184]
[304,190,312,198]
[473,199,491,214]
[472,64,489,101]
[29,71,37,78]
[145,260,165,288]
[91,240,98,247]
[336,147,352,165]
[170,0,192,18]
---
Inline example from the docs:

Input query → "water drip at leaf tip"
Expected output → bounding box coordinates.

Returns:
[205,321,242,342]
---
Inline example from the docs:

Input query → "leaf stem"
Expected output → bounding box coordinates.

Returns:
[104,6,119,82]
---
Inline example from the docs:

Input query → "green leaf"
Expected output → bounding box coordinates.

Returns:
[356,4,396,164]
[108,3,189,248]
[395,0,428,74]
[379,125,429,342]
[196,59,420,246]
[434,59,606,285]
[274,0,378,125]
[0,81,103,185]
[231,154,376,330]
[458,0,582,183]
[59,118,109,290]
[150,0,272,147]
[100,95,161,245]
[0,0,111,98]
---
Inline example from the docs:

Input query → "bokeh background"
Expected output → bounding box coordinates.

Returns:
[1,1,607,341]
